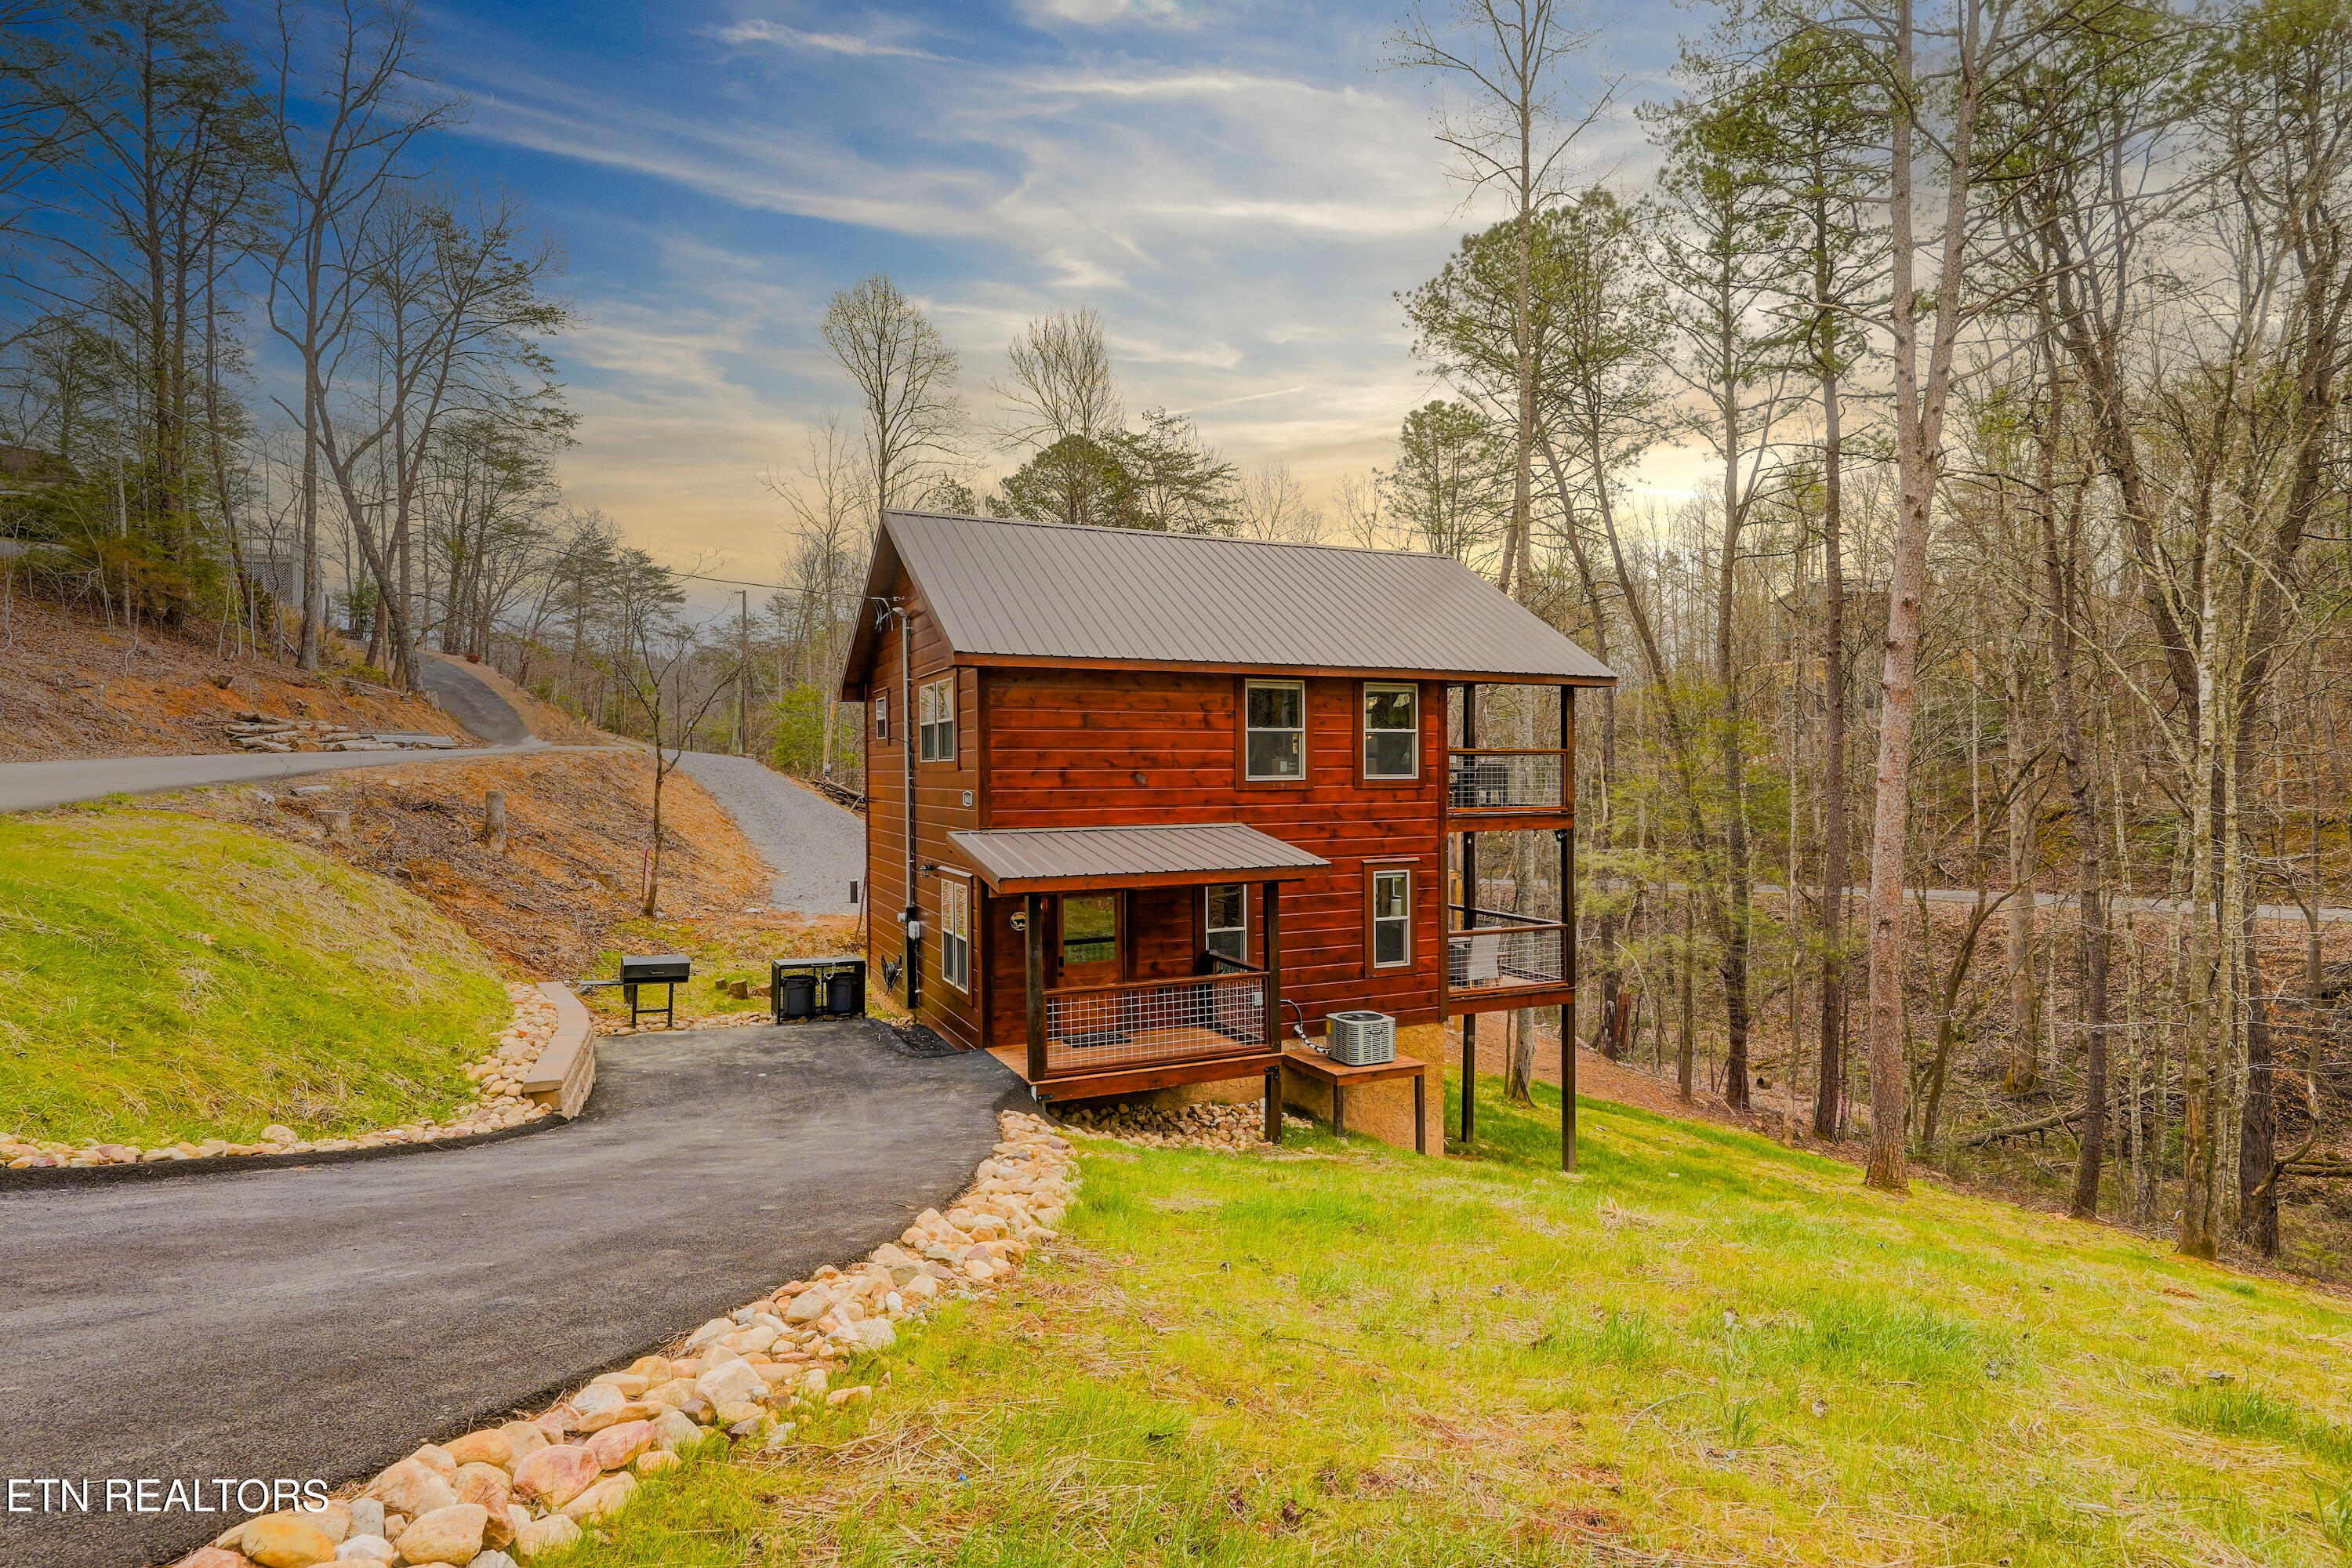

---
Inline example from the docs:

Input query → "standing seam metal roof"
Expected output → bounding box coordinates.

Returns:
[947,822,1329,890]
[848,510,1617,687]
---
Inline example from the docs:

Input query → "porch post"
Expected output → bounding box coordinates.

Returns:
[1460,681,1477,1145]
[1262,879,1283,1145]
[1024,891,1047,1083]
[1562,684,1577,1174]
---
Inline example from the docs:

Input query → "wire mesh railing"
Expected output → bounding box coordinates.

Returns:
[1448,749,1568,812]
[1044,971,1268,1076]
[1446,914,1569,993]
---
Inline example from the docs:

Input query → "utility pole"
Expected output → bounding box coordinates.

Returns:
[736,590,750,757]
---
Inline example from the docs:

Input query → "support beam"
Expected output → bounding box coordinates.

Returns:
[1562,684,1577,1174]
[1024,892,1047,1084]
[1263,879,1283,1144]
[1461,681,1477,1146]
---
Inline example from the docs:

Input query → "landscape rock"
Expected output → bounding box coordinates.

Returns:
[409,1443,459,1479]
[241,1512,337,1568]
[652,1407,703,1451]
[586,1417,655,1470]
[510,1443,600,1508]
[451,1461,514,1516]
[575,1396,657,1433]
[345,1499,385,1541]
[180,1551,255,1568]
[365,1457,456,1519]
[443,1428,512,1468]
[693,1357,765,1408]
[333,1536,394,1561]
[496,1421,547,1468]
[394,1502,489,1565]
[512,1513,579,1559]
[558,1472,635,1523]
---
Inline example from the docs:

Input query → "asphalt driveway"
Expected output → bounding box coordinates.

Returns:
[0,1021,1020,1568]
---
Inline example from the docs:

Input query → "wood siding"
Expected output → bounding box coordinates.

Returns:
[863,568,987,1050]
[975,669,1450,1036]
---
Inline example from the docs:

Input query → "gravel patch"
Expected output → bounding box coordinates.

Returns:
[671,753,862,916]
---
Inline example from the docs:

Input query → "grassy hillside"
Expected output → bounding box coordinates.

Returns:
[575,1078,2352,1566]
[0,808,508,1147]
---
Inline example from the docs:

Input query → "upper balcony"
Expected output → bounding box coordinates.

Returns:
[1447,748,1571,822]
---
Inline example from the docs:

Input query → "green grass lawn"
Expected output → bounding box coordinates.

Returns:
[557,1076,2352,1566]
[0,808,509,1147]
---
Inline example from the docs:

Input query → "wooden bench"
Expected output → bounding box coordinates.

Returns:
[1279,1046,1430,1154]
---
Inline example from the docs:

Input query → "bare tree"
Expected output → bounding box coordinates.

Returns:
[821,272,961,529]
[993,307,1120,452]
[259,0,456,668]
[1385,0,1612,598]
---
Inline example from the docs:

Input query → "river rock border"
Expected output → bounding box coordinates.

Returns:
[173,1109,1079,1568]
[2,983,562,1174]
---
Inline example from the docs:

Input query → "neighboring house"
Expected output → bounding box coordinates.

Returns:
[838,510,1616,1118]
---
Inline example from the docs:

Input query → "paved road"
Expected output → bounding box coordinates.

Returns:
[0,1020,1020,1568]
[0,655,572,814]
[415,652,532,746]
[673,752,864,916]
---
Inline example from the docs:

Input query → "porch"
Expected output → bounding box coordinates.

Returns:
[949,823,1323,1115]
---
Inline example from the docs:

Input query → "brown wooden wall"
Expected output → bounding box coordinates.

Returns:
[862,567,987,1049]
[974,668,1452,1039]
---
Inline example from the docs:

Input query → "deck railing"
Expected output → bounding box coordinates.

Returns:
[1043,970,1267,1076]
[1448,748,1568,813]
[1446,909,1569,993]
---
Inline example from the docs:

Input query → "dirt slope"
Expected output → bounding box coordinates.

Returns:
[0,597,464,760]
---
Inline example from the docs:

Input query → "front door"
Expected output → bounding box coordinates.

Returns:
[1057,893,1123,1040]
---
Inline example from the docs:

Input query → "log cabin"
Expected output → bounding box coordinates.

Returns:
[837,510,1617,1153]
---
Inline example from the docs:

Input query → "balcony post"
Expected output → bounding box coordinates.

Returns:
[1262,880,1283,1144]
[1561,684,1577,1174]
[1460,681,1477,1145]
[1025,891,1047,1083]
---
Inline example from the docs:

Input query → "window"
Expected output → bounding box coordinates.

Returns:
[1369,867,1411,968]
[1205,884,1249,964]
[1363,683,1418,779]
[918,677,956,761]
[1243,680,1305,780]
[874,691,888,740]
[939,877,971,991]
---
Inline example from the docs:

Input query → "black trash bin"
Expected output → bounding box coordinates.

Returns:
[779,971,817,1021]
[826,965,864,1017]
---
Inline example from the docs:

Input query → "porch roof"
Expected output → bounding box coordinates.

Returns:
[946,822,1328,894]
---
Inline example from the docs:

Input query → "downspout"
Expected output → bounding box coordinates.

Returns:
[900,605,920,1014]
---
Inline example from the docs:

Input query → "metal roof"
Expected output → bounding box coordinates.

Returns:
[946,822,1329,893]
[841,511,1617,695]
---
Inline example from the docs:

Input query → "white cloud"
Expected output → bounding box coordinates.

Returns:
[709,18,938,58]
[1017,0,1196,27]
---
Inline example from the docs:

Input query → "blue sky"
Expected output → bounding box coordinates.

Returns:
[416,0,1686,586]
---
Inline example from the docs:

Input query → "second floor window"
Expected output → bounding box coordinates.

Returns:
[1244,680,1305,780]
[1205,884,1249,964]
[1363,683,1417,779]
[919,677,956,761]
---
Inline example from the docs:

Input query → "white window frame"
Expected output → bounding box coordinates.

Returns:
[1362,682,1419,780]
[874,691,888,740]
[918,676,956,763]
[1243,678,1306,781]
[939,874,971,992]
[1369,866,1412,969]
[1204,883,1250,965]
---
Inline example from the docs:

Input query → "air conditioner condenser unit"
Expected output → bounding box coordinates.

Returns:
[1327,1010,1396,1066]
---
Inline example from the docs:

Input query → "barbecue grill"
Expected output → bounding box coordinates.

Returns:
[617,953,690,1028]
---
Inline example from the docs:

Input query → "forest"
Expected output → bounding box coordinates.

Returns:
[10,0,2352,1272]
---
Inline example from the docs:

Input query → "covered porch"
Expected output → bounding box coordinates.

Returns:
[948,823,1327,1122]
